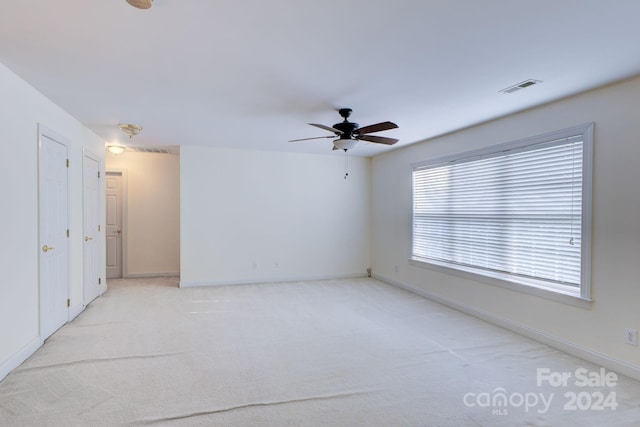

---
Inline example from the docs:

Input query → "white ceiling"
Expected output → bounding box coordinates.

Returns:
[2,1,640,157]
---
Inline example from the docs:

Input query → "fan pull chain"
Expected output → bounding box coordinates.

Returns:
[344,150,349,179]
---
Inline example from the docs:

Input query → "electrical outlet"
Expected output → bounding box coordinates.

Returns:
[394,265,399,273]
[624,328,638,346]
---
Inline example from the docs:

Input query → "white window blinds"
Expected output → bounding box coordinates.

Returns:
[412,126,592,294]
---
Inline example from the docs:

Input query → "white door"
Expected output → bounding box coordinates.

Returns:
[83,154,101,304]
[106,172,123,279]
[39,131,69,340]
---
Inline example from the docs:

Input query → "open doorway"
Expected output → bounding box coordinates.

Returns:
[105,149,180,279]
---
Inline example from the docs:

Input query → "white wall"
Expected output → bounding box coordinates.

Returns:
[372,75,640,373]
[106,151,180,277]
[180,146,370,286]
[0,62,105,380]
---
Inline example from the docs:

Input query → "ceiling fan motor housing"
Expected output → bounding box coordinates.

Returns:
[333,121,359,138]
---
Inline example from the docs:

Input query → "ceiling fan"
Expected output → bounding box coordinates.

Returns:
[290,108,399,151]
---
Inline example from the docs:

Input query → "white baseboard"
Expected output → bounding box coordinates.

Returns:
[124,272,180,279]
[68,304,84,321]
[373,273,640,382]
[180,273,367,289]
[0,336,43,382]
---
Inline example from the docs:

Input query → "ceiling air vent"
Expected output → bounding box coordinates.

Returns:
[499,79,542,94]
[129,146,170,154]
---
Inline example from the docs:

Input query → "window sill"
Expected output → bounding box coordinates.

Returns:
[408,258,592,310]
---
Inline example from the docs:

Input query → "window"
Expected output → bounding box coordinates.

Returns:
[411,124,593,301]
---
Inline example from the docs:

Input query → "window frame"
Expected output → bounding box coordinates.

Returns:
[410,123,593,307]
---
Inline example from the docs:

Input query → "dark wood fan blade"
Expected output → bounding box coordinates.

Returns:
[289,135,336,142]
[357,121,398,135]
[309,123,343,134]
[358,134,399,145]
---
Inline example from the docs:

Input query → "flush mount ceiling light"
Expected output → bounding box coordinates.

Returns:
[126,0,153,9]
[107,145,125,156]
[118,123,143,139]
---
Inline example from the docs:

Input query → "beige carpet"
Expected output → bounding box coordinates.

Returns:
[1,277,639,426]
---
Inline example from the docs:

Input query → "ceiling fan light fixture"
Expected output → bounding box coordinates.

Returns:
[118,123,143,139]
[333,138,357,151]
[126,0,153,10]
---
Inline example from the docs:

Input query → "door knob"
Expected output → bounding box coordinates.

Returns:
[42,245,55,252]
[85,236,93,241]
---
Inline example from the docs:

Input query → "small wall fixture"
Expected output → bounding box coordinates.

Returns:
[126,0,153,9]
[118,123,143,139]
[108,145,125,156]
